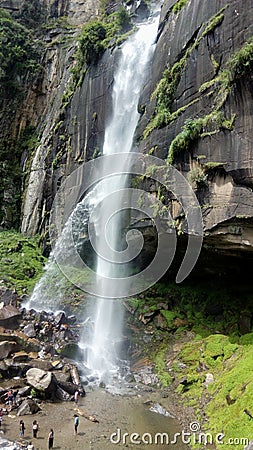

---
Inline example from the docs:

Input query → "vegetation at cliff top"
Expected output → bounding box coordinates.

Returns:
[0,8,41,94]
[0,230,46,294]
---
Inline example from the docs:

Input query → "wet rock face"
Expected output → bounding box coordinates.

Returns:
[135,0,253,254]
[0,0,100,24]
[21,44,117,236]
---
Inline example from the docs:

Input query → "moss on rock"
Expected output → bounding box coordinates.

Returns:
[0,230,46,294]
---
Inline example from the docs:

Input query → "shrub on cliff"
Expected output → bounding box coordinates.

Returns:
[0,8,41,94]
[77,8,132,68]
[78,20,107,66]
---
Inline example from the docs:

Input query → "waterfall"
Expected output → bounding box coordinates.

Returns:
[83,10,161,381]
[26,6,161,383]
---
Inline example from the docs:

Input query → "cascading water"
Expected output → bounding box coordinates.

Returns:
[83,9,161,381]
[26,6,161,383]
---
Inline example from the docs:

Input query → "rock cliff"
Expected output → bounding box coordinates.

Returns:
[1,0,253,270]
[136,0,253,260]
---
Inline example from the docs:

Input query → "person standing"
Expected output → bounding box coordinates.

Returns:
[6,390,14,410]
[48,428,54,449]
[74,390,79,405]
[19,420,25,437]
[74,414,79,435]
[32,420,39,438]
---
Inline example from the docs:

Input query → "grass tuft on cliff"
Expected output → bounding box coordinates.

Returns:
[0,230,46,294]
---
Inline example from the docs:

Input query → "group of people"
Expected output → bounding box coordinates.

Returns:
[19,420,54,449]
[18,413,79,448]
[0,389,81,449]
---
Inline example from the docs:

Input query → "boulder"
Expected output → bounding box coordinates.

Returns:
[51,360,63,369]
[26,368,55,392]
[57,380,81,396]
[12,351,29,363]
[17,398,40,416]
[139,310,157,325]
[28,352,38,359]
[58,343,83,361]
[55,386,72,401]
[153,313,168,330]
[54,311,67,326]
[4,360,31,378]
[67,315,76,325]
[0,341,18,360]
[0,286,19,306]
[0,360,9,378]
[0,332,40,353]
[25,338,41,353]
[43,343,56,356]
[0,304,21,329]
[52,371,71,384]
[30,359,53,371]
[23,323,36,338]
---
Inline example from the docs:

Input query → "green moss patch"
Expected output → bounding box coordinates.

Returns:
[152,343,174,387]
[143,8,226,139]
[0,230,46,294]
[172,0,189,14]
[170,333,253,449]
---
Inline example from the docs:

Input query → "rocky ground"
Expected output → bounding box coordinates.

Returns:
[0,285,194,450]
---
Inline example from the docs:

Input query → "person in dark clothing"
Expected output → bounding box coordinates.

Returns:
[19,420,25,437]
[48,428,54,449]
[32,420,39,438]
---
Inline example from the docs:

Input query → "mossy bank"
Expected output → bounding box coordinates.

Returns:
[128,281,253,449]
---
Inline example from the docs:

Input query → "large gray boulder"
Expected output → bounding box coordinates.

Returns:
[26,368,55,394]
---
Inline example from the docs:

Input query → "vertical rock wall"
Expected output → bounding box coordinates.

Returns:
[135,0,253,253]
